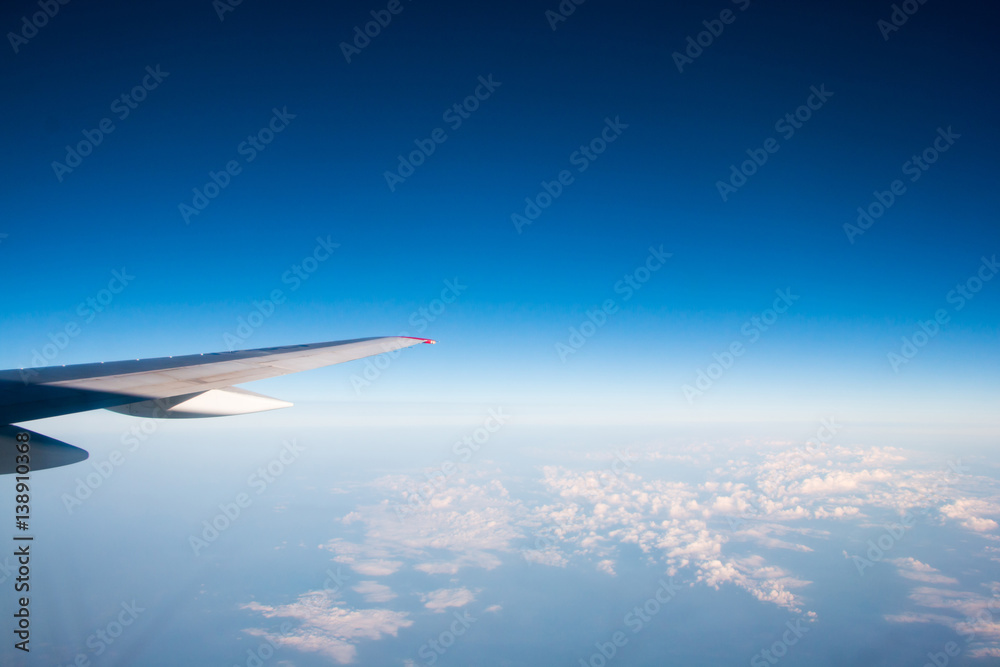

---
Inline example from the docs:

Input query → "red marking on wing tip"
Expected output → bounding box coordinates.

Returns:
[400,336,437,344]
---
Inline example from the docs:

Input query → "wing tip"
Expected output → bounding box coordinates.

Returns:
[399,336,437,344]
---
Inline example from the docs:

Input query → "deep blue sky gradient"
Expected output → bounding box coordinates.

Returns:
[2,0,998,426]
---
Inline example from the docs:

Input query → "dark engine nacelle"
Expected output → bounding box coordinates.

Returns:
[0,425,89,474]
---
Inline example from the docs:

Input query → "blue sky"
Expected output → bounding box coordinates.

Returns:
[2,0,998,428]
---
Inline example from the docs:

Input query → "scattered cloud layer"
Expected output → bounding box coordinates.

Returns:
[885,557,1000,658]
[241,440,1000,662]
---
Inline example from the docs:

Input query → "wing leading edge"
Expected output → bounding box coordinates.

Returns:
[0,336,435,426]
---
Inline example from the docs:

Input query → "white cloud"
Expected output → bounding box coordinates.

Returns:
[884,558,1000,656]
[887,558,959,585]
[421,587,476,612]
[939,499,1000,532]
[330,475,523,577]
[242,590,412,664]
[970,647,1000,658]
[813,506,861,519]
[521,548,568,568]
[321,539,403,576]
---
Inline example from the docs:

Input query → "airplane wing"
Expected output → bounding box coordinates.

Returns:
[0,336,435,473]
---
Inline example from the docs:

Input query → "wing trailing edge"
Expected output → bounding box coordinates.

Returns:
[105,387,293,419]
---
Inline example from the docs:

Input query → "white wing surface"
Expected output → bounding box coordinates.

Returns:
[0,336,435,472]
